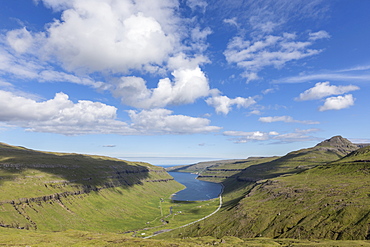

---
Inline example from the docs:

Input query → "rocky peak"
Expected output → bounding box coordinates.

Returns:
[315,136,359,154]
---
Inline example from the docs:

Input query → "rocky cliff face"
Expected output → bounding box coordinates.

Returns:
[314,135,359,155]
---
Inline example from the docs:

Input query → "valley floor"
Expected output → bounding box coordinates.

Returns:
[1,228,370,246]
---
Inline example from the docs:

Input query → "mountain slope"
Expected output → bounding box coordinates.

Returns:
[197,136,359,185]
[165,159,251,173]
[0,142,183,232]
[159,136,370,240]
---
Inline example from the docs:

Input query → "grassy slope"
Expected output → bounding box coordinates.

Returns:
[166,159,250,173]
[1,228,370,246]
[0,142,184,232]
[2,138,370,245]
[159,137,370,241]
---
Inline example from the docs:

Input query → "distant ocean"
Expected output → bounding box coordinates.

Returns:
[156,164,186,168]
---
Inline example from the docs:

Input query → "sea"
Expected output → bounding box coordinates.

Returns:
[168,172,223,201]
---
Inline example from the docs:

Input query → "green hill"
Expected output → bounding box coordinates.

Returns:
[165,159,251,174]
[1,137,370,246]
[177,136,360,185]
[0,142,184,232]
[158,136,370,240]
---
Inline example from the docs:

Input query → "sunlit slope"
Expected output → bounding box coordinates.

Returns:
[0,142,183,232]
[161,136,370,240]
[165,159,250,174]
[197,156,279,183]
[2,228,370,247]
[197,136,358,185]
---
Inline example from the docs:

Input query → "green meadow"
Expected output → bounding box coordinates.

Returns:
[1,137,370,246]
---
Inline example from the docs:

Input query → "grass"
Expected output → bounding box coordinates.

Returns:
[1,228,370,246]
[1,139,370,245]
[0,142,187,233]
[157,140,370,241]
[0,142,225,245]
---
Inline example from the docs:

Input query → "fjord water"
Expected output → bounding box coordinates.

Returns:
[169,172,223,201]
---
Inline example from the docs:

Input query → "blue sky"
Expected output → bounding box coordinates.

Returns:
[0,0,369,165]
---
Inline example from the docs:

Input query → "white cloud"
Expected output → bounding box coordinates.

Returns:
[274,64,370,84]
[259,116,319,124]
[273,128,320,143]
[0,46,106,89]
[309,30,330,41]
[249,17,280,34]
[6,28,34,53]
[223,130,272,142]
[262,88,275,94]
[15,0,203,76]
[186,0,207,12]
[3,0,216,111]
[223,128,320,143]
[206,95,256,115]
[43,6,176,73]
[248,110,262,115]
[296,81,359,101]
[0,90,220,135]
[223,18,238,27]
[0,46,40,79]
[0,79,13,88]
[0,90,127,135]
[318,94,355,111]
[128,108,221,134]
[224,31,328,82]
[112,65,211,109]
[190,26,212,52]
[275,73,370,84]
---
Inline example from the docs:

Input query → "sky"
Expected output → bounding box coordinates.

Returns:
[0,0,369,165]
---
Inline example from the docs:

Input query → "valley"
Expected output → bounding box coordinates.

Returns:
[0,136,370,246]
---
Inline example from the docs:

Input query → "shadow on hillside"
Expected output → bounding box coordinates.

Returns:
[219,157,312,208]
[0,145,151,189]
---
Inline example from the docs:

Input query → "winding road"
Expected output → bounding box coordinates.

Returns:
[144,184,224,239]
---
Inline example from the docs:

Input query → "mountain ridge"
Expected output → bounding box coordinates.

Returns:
[158,136,370,240]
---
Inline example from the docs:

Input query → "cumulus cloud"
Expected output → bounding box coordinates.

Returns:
[318,94,355,111]
[259,116,319,124]
[128,108,221,134]
[2,0,217,113]
[0,90,126,135]
[0,90,220,135]
[112,65,211,109]
[224,128,319,143]
[296,81,359,101]
[224,31,328,82]
[30,0,180,74]
[206,95,256,115]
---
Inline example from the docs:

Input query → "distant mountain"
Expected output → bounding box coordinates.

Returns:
[315,135,360,155]
[332,144,370,163]
[160,136,370,240]
[168,136,361,184]
[165,158,252,173]
[196,136,360,184]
